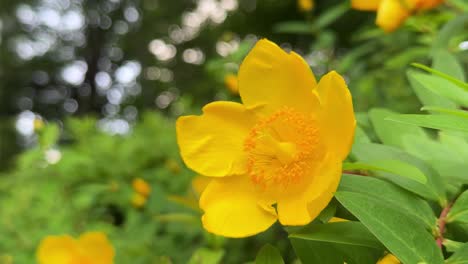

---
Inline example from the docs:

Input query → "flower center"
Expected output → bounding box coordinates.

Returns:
[244,107,320,188]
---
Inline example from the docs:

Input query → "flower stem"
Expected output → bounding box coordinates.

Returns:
[436,202,452,249]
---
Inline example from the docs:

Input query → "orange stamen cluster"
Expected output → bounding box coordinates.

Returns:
[244,107,320,188]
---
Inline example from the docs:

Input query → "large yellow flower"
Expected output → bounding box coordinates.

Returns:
[36,232,115,264]
[351,0,444,32]
[176,39,355,238]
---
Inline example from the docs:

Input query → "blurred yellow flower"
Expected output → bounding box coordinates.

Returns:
[298,0,314,12]
[34,118,45,131]
[351,0,444,32]
[377,254,401,264]
[131,192,147,208]
[132,177,151,197]
[176,39,355,237]
[224,74,239,95]
[36,232,114,264]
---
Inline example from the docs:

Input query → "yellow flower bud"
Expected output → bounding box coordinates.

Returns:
[224,74,239,95]
[298,0,314,12]
[132,177,151,197]
[131,192,147,208]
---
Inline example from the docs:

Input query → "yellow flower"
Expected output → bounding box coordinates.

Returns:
[34,118,45,131]
[351,0,443,32]
[132,177,151,197]
[224,74,239,95]
[36,232,115,264]
[176,39,355,238]
[298,0,314,12]
[131,192,147,208]
[377,254,401,264]
[191,175,212,197]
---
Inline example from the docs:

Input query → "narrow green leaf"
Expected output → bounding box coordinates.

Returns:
[290,222,384,250]
[407,70,456,110]
[421,106,468,118]
[408,71,468,107]
[352,142,444,202]
[443,239,465,253]
[412,63,468,92]
[291,236,381,264]
[335,191,444,264]
[402,134,468,183]
[432,50,465,82]
[314,2,348,29]
[273,21,314,34]
[255,244,284,264]
[387,114,468,133]
[445,243,468,264]
[368,108,428,148]
[339,174,435,229]
[447,191,468,224]
[431,14,468,52]
[343,160,427,184]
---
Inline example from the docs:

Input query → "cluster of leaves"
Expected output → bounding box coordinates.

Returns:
[0,113,204,263]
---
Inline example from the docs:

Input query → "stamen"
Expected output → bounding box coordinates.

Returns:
[244,107,320,188]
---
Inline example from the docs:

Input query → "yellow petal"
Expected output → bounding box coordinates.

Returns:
[192,175,212,197]
[316,71,356,160]
[176,101,256,177]
[276,154,342,225]
[36,235,77,264]
[199,175,277,238]
[377,254,401,264]
[351,0,382,10]
[78,232,115,264]
[238,39,319,116]
[376,0,410,32]
[414,0,443,9]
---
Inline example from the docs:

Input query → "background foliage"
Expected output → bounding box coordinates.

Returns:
[0,0,468,263]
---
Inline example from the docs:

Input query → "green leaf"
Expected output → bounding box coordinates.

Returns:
[402,134,468,182]
[343,160,426,184]
[290,221,384,250]
[353,125,371,144]
[447,191,468,224]
[273,21,314,34]
[431,14,468,53]
[313,2,348,29]
[39,123,60,149]
[432,50,465,82]
[368,108,428,148]
[443,239,465,253]
[335,192,444,264]
[407,71,468,106]
[291,231,382,264]
[339,174,435,229]
[188,248,224,264]
[407,70,456,110]
[421,106,468,118]
[351,143,445,202]
[387,114,468,133]
[255,244,284,264]
[445,243,468,264]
